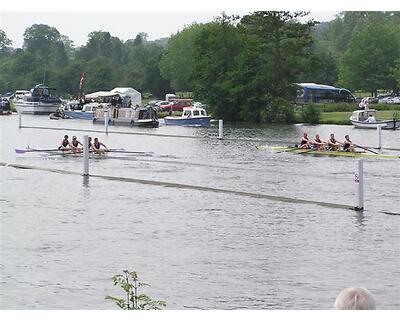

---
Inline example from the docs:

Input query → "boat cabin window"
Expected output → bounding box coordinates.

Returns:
[200,110,206,116]
[183,110,191,117]
[193,109,200,116]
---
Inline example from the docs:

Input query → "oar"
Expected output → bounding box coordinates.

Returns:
[354,144,379,155]
[107,149,154,156]
[15,148,60,154]
[276,146,300,154]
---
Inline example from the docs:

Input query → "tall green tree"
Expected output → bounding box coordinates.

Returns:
[23,24,62,61]
[192,13,243,121]
[237,11,315,123]
[0,29,12,54]
[159,23,205,91]
[339,22,399,96]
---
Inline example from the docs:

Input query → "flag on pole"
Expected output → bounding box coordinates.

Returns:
[79,73,85,91]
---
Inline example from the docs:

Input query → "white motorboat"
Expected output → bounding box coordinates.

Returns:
[14,84,62,114]
[164,107,211,127]
[350,109,399,130]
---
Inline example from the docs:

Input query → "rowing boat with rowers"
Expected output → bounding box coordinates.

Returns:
[15,147,154,157]
[259,146,400,159]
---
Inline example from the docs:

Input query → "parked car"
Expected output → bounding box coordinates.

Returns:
[153,100,172,112]
[363,96,378,104]
[159,99,193,112]
[378,96,400,104]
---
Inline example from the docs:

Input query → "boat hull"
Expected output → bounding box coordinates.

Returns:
[64,110,94,120]
[93,117,159,128]
[15,101,60,115]
[164,116,211,127]
[271,147,399,159]
[350,119,400,130]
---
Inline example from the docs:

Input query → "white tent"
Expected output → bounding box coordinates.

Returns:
[111,87,142,106]
[85,91,118,100]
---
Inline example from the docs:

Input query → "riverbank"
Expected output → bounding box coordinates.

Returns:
[320,110,399,125]
[300,102,400,125]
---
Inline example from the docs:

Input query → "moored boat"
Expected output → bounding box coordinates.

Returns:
[350,109,399,130]
[64,102,100,120]
[163,107,211,127]
[93,105,159,127]
[14,84,62,114]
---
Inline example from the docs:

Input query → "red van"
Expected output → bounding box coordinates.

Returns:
[160,99,193,112]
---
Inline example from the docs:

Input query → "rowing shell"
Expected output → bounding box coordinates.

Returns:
[269,146,400,159]
[15,148,154,157]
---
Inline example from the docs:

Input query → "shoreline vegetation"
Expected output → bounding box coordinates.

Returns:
[9,98,399,125]
[2,12,399,125]
[298,103,400,125]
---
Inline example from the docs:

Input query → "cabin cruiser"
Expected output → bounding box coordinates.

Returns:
[14,84,61,114]
[63,102,101,120]
[164,107,211,127]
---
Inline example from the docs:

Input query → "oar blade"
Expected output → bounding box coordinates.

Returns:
[15,148,28,154]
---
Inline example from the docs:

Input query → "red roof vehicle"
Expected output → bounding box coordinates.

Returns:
[159,99,193,112]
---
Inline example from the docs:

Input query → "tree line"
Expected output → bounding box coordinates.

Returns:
[1,11,399,123]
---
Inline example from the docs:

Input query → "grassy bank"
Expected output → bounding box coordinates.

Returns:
[319,110,399,125]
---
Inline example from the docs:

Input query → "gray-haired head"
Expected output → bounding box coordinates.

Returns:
[335,287,376,310]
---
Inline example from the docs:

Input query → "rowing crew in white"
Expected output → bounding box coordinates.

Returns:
[58,135,109,153]
[300,133,355,152]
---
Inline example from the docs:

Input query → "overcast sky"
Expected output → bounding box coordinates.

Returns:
[0,11,339,49]
[1,0,396,48]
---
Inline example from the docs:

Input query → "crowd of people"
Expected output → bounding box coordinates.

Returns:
[299,132,356,152]
[58,135,108,153]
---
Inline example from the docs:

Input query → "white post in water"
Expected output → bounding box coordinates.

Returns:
[104,110,109,134]
[354,159,364,211]
[377,124,382,153]
[83,135,89,176]
[218,119,223,139]
[18,108,22,128]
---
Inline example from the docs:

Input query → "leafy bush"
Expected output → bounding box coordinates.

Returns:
[105,270,166,310]
[301,104,321,124]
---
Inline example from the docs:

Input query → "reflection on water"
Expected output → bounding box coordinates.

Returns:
[353,211,366,229]
[82,175,90,188]
[0,115,399,310]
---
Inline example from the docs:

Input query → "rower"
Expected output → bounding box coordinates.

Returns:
[58,135,71,151]
[327,133,340,151]
[92,137,109,153]
[300,132,310,149]
[312,134,325,150]
[71,135,83,153]
[342,135,355,152]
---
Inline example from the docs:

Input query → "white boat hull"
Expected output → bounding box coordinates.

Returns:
[15,101,60,115]
[351,119,400,130]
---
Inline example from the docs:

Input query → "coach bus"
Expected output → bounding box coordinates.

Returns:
[296,83,356,104]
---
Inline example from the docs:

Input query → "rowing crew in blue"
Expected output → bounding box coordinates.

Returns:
[300,133,355,152]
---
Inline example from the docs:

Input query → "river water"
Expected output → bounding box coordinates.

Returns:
[0,114,399,309]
